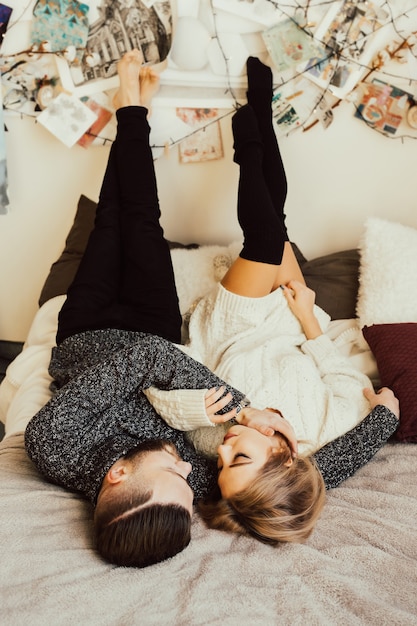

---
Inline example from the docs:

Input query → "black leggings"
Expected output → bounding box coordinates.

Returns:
[56,107,182,345]
[57,105,289,345]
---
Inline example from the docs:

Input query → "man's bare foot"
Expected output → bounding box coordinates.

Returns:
[112,49,160,114]
[113,49,144,110]
[139,66,160,114]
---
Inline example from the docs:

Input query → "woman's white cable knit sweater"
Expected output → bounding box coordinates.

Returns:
[145,284,372,457]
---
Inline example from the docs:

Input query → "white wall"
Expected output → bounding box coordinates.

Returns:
[1,99,417,342]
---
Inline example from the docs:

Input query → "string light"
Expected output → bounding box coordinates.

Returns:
[2,0,417,146]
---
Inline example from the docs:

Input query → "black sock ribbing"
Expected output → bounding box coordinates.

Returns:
[246,57,274,133]
[245,57,288,234]
[232,104,263,164]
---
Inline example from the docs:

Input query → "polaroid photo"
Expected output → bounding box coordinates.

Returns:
[178,121,224,163]
[37,92,98,147]
[262,19,321,72]
[176,108,224,163]
[304,0,390,99]
[272,76,334,136]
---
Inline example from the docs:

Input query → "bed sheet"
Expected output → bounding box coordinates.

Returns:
[1,431,416,625]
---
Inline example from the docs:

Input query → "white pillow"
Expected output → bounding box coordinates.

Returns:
[0,296,65,436]
[357,217,417,327]
[171,240,242,315]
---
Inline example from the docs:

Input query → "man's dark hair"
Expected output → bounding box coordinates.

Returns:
[94,440,192,567]
[95,501,191,567]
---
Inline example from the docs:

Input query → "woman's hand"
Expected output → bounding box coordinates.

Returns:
[236,407,298,458]
[363,387,400,419]
[281,280,322,340]
[204,386,239,423]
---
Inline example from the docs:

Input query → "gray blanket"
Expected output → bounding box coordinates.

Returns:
[1,433,416,625]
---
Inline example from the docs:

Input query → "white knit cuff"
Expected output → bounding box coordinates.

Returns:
[300,334,337,365]
[143,387,213,431]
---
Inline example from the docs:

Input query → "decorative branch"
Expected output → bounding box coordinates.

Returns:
[2,0,417,145]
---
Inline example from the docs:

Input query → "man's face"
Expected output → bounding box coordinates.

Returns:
[99,441,195,516]
[134,444,194,515]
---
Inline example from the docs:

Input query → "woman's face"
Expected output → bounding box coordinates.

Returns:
[216,425,288,498]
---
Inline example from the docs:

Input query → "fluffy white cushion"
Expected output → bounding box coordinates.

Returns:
[357,217,417,327]
[0,296,65,436]
[171,240,241,315]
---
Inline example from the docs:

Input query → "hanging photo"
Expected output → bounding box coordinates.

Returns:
[271,76,335,136]
[37,92,98,147]
[355,80,414,135]
[57,0,174,97]
[177,108,224,164]
[262,19,321,72]
[305,0,390,99]
[30,0,89,57]
[0,53,61,116]
[77,95,113,147]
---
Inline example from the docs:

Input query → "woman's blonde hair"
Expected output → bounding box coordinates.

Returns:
[198,448,325,545]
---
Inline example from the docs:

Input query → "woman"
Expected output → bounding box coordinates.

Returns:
[24,51,303,568]
[144,57,400,543]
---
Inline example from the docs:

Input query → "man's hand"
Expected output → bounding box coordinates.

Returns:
[204,386,238,423]
[363,387,400,419]
[236,407,298,458]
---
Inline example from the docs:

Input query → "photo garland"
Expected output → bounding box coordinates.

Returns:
[1,0,417,154]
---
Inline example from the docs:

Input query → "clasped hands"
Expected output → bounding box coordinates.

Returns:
[205,383,400,461]
[204,386,298,458]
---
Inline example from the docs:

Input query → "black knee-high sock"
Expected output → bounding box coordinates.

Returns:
[232,105,287,265]
[232,102,263,164]
[246,57,288,237]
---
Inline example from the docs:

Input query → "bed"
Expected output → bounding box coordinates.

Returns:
[1,196,417,625]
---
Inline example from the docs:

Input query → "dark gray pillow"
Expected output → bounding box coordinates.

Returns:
[39,196,360,320]
[39,196,197,306]
[302,249,360,320]
[39,195,96,307]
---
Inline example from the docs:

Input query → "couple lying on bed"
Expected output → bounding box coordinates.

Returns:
[24,51,399,569]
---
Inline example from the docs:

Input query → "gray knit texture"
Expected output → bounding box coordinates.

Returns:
[25,329,246,503]
[25,329,398,503]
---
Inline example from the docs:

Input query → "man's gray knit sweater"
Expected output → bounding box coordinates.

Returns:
[24,329,398,505]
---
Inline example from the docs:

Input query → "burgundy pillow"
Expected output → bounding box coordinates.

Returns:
[363,323,417,443]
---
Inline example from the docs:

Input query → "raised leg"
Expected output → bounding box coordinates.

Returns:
[246,57,288,224]
[115,64,182,342]
[221,103,304,298]
[57,51,182,344]
[56,127,122,344]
